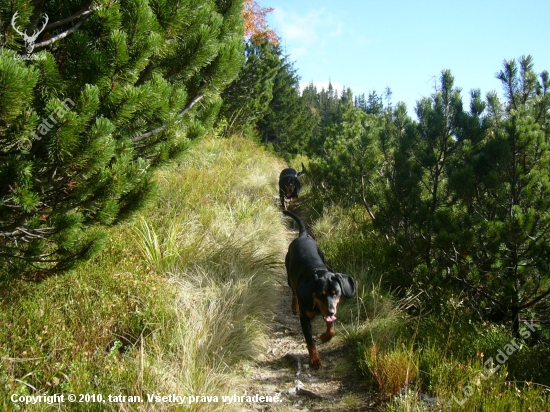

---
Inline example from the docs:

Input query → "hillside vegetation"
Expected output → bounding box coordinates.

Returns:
[2,133,549,411]
[0,0,245,275]
[299,199,550,411]
[1,135,289,411]
[2,0,550,408]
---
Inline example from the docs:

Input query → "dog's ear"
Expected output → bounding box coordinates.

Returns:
[335,273,356,299]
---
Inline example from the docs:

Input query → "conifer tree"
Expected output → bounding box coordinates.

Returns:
[0,0,245,277]
[256,53,315,153]
[218,0,279,135]
[219,39,280,134]
[300,82,323,154]
[450,56,550,334]
[310,98,385,214]
[364,90,384,115]
[305,82,344,155]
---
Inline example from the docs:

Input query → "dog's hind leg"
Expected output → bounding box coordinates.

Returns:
[289,279,299,314]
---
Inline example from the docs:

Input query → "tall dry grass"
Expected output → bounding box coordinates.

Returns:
[128,136,289,409]
[1,135,289,411]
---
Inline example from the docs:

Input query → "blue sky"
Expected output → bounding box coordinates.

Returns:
[265,0,550,117]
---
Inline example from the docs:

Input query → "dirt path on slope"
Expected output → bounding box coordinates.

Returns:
[245,225,375,411]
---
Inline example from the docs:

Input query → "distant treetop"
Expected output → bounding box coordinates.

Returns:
[242,0,279,46]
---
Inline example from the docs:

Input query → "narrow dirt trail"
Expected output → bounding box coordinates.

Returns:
[245,224,374,411]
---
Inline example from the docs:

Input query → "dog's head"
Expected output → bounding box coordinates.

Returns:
[279,164,306,198]
[282,176,297,197]
[304,272,356,322]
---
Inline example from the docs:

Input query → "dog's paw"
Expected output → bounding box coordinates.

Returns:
[309,356,322,369]
[320,330,335,342]
[307,343,321,368]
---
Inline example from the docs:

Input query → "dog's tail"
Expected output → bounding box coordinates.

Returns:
[283,210,307,238]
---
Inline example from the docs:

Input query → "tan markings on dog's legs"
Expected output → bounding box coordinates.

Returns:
[320,321,335,342]
[307,343,322,368]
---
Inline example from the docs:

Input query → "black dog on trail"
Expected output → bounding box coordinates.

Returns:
[283,210,356,368]
[278,164,305,210]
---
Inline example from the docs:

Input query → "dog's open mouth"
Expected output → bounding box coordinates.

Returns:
[324,315,337,322]
[285,184,294,197]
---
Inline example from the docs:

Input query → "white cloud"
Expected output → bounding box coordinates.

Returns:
[270,8,342,59]
[272,9,318,45]
[288,46,308,59]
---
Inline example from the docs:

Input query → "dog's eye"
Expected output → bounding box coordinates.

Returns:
[332,290,337,295]
[322,291,326,296]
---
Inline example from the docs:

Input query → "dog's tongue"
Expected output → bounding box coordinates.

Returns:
[324,315,337,322]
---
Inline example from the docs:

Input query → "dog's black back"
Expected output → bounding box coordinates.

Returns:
[284,211,326,286]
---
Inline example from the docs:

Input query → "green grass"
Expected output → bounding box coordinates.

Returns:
[301,200,550,411]
[0,135,288,411]
[2,136,549,411]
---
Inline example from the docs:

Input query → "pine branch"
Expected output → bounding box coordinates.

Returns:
[35,14,90,49]
[0,251,56,260]
[0,226,56,239]
[45,3,95,30]
[135,62,155,87]
[29,0,46,34]
[519,288,550,310]
[131,94,205,143]
[451,274,508,311]
[360,172,376,221]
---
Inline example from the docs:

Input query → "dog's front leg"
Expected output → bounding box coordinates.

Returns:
[300,315,321,368]
[288,197,296,210]
[320,321,335,342]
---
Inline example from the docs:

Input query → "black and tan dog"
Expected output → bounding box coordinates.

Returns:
[278,164,305,210]
[283,210,356,368]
